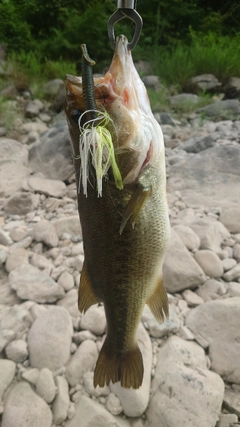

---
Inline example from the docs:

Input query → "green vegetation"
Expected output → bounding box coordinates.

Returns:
[0,0,240,91]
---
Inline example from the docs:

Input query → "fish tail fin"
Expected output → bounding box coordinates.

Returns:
[93,340,144,389]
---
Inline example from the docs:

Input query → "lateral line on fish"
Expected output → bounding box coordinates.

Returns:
[75,109,123,197]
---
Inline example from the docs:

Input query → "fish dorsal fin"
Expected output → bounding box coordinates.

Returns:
[119,183,152,235]
[78,261,100,313]
[147,276,169,323]
[94,339,144,389]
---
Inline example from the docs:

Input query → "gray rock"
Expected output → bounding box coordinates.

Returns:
[146,336,224,427]
[52,376,70,425]
[57,288,79,318]
[0,329,16,353]
[224,77,240,99]
[5,247,29,273]
[0,359,16,400]
[4,192,34,215]
[22,368,40,385]
[110,323,152,417]
[29,121,74,181]
[186,74,221,94]
[0,229,13,246]
[197,99,240,119]
[0,303,32,335]
[36,368,56,403]
[28,306,73,370]
[186,297,240,383]
[170,93,199,107]
[28,176,67,198]
[223,388,240,417]
[25,99,44,118]
[65,394,130,427]
[174,224,200,251]
[227,281,240,297]
[182,289,204,307]
[194,250,224,278]
[142,304,180,338]
[9,264,64,303]
[233,243,240,263]
[44,79,64,97]
[5,339,28,363]
[0,138,30,197]
[220,207,240,233]
[106,393,123,415]
[66,339,98,386]
[141,75,162,91]
[163,229,206,293]
[222,258,237,271]
[216,413,239,427]
[196,279,226,301]
[0,244,8,266]
[183,135,215,153]
[167,145,240,208]
[83,371,110,397]
[9,227,28,242]
[80,305,106,336]
[189,217,230,254]
[57,271,74,291]
[52,216,82,238]
[30,253,54,271]
[2,382,52,427]
[223,264,240,281]
[31,219,59,247]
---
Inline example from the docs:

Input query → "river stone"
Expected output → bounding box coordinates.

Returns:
[28,306,73,370]
[52,216,82,238]
[5,247,29,273]
[5,339,28,363]
[0,329,16,353]
[65,394,131,427]
[106,393,123,415]
[194,250,224,278]
[170,93,199,107]
[224,77,240,99]
[0,359,16,400]
[0,303,32,336]
[4,192,34,215]
[29,120,74,181]
[111,323,152,417]
[83,371,110,398]
[223,264,240,282]
[66,339,98,387]
[142,304,180,338]
[186,74,221,94]
[189,217,230,254]
[2,382,52,427]
[186,297,240,383]
[220,207,240,233]
[196,279,226,301]
[44,78,64,97]
[36,368,56,403]
[182,135,215,153]
[197,99,240,119]
[223,388,240,418]
[167,145,240,208]
[28,176,67,198]
[217,413,239,427]
[163,229,206,292]
[52,376,70,425]
[31,219,59,247]
[0,138,30,197]
[174,224,200,251]
[9,264,64,303]
[80,305,106,335]
[145,336,224,427]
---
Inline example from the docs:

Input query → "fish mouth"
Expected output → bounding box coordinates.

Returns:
[65,35,137,112]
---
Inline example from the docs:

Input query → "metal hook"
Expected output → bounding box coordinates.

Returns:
[108,1,143,51]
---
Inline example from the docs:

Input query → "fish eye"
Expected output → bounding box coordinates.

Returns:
[71,109,82,124]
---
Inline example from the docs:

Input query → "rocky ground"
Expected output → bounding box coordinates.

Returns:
[0,73,240,427]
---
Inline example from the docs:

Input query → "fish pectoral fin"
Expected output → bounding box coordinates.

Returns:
[94,340,144,389]
[119,184,152,235]
[147,276,169,323]
[78,261,100,313]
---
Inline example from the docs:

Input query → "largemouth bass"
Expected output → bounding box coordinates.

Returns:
[65,35,170,389]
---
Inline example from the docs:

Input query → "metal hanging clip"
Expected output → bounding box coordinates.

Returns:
[108,0,143,51]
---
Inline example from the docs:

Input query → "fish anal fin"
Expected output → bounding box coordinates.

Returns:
[120,184,152,235]
[78,262,99,313]
[94,340,144,389]
[147,276,169,323]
